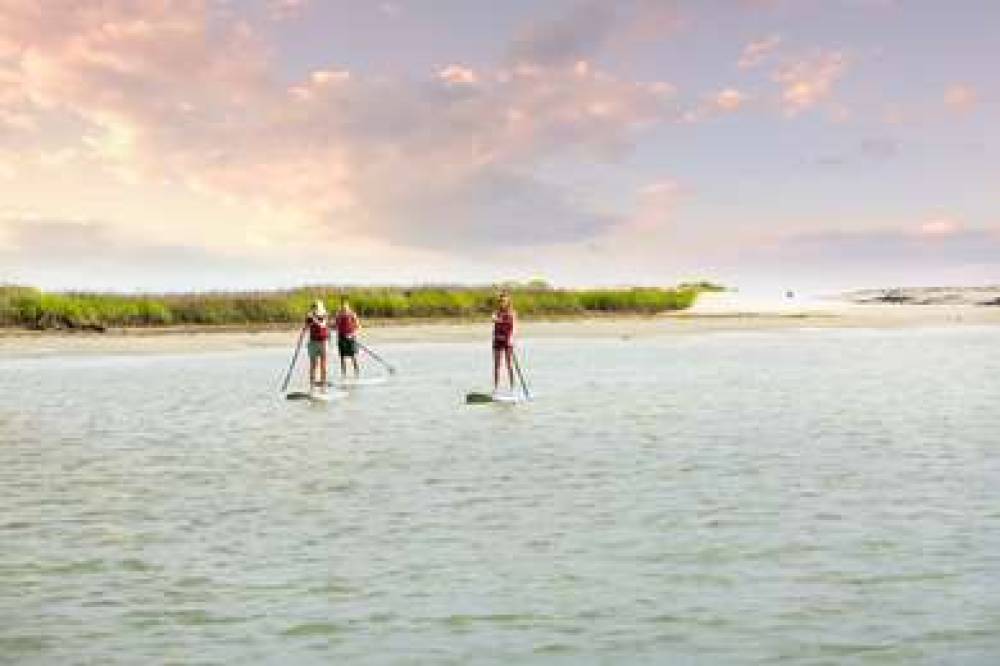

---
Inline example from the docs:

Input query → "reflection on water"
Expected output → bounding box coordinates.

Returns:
[2,327,1000,663]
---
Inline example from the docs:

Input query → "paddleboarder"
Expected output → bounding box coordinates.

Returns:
[305,299,330,395]
[336,298,361,378]
[492,291,517,394]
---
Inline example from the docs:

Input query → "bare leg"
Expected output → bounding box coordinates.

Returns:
[319,349,328,389]
[505,347,515,391]
[340,354,347,378]
[309,354,318,390]
[351,355,359,378]
[493,347,501,392]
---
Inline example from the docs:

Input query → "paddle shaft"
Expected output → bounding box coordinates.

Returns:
[280,326,307,392]
[511,347,532,400]
[357,341,396,375]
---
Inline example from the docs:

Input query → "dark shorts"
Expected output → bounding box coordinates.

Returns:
[307,339,327,361]
[493,340,512,351]
[338,336,358,357]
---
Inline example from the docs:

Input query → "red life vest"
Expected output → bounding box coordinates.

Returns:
[335,312,358,338]
[493,310,514,345]
[307,315,329,341]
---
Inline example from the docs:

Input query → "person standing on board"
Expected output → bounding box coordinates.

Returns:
[492,291,517,394]
[335,299,361,378]
[305,300,330,395]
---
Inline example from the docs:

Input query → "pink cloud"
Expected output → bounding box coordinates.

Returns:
[676,88,750,124]
[437,64,479,86]
[616,0,685,43]
[508,1,683,67]
[268,0,309,20]
[944,84,977,112]
[378,3,402,19]
[741,225,1000,286]
[509,2,616,67]
[828,104,852,124]
[917,217,961,237]
[713,88,749,112]
[772,51,849,117]
[632,179,685,230]
[738,35,781,69]
[0,1,678,249]
[881,104,906,126]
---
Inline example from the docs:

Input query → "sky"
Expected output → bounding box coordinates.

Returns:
[0,0,997,293]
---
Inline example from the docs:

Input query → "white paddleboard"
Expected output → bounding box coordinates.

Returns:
[286,390,347,402]
[465,391,528,405]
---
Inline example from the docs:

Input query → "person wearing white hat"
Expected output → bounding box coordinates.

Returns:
[305,299,330,394]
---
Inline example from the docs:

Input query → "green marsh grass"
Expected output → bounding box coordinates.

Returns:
[0,283,715,330]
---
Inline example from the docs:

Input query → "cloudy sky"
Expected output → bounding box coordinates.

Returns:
[0,0,996,292]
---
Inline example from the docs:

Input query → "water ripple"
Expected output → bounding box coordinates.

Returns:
[1,328,999,663]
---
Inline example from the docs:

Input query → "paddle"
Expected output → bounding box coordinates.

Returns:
[357,341,397,375]
[279,325,307,393]
[511,347,532,401]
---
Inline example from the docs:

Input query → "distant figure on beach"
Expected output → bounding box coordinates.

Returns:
[335,299,361,378]
[305,300,330,394]
[492,291,517,394]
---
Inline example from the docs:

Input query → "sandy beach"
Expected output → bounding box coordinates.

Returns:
[2,294,998,357]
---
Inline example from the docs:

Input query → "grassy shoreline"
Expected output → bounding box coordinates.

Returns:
[0,312,697,339]
[0,283,719,332]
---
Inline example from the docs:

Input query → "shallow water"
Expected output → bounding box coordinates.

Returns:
[2,327,1000,664]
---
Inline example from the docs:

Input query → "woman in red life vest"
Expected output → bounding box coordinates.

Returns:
[335,298,361,378]
[305,299,330,394]
[492,291,516,394]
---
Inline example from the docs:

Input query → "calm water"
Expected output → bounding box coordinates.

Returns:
[2,327,999,664]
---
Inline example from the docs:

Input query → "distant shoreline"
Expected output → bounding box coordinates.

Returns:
[0,311,670,336]
[2,304,998,358]
[843,286,1000,307]
[6,284,998,337]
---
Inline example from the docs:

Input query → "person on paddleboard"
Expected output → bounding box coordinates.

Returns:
[492,291,517,394]
[335,299,361,378]
[305,300,330,394]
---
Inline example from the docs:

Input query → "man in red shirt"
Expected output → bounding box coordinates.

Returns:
[335,299,361,378]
